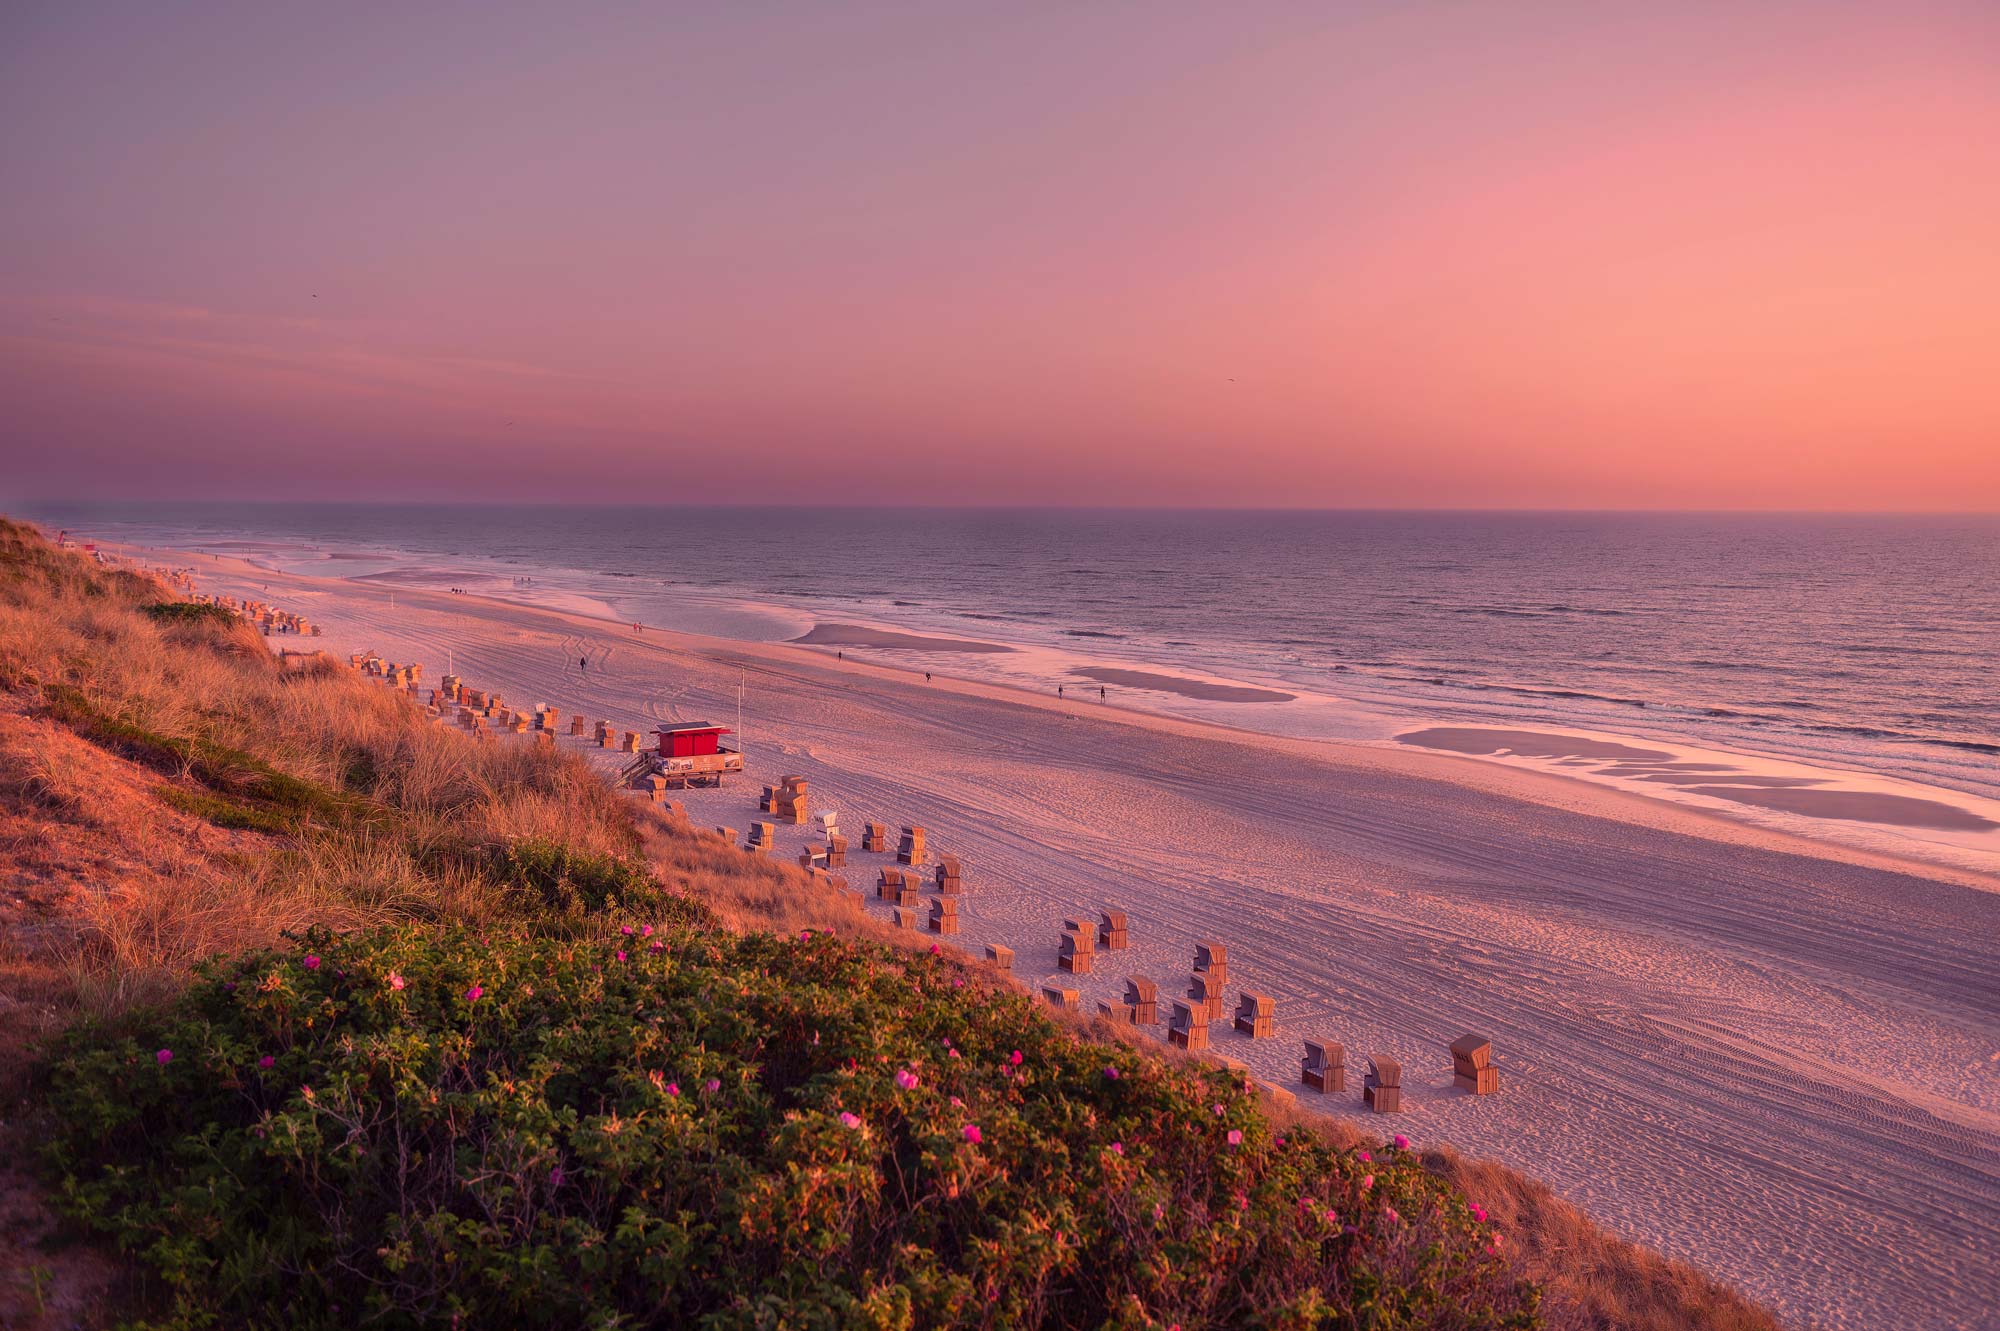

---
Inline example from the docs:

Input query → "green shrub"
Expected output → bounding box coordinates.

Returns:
[154,783,297,835]
[497,836,671,916]
[39,685,365,827]
[140,602,238,627]
[46,925,1534,1330]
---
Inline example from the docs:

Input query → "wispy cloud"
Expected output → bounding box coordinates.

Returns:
[3,292,631,420]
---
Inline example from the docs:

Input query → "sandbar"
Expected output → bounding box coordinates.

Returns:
[1686,785,1999,832]
[1399,726,1998,834]
[1398,726,1671,762]
[793,622,1014,653]
[1071,666,1295,703]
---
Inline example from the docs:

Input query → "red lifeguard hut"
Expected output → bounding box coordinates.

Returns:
[657,722,730,759]
[633,721,744,788]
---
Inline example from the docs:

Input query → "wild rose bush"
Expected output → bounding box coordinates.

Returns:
[47,924,1538,1330]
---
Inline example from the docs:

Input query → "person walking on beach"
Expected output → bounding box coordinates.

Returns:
[1057,684,1064,698]
[925,671,931,683]
[1100,686,1106,699]
[580,656,587,672]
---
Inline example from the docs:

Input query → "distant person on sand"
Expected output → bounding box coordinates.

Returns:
[1057,684,1064,698]
[1100,686,1106,699]
[580,656,587,672]
[925,672,931,682]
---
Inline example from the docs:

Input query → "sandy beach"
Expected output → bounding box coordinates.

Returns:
[146,544,2000,1331]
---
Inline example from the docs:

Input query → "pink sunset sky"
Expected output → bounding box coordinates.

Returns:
[2,2,1997,508]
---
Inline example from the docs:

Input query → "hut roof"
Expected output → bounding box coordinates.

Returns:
[1449,1033,1493,1062]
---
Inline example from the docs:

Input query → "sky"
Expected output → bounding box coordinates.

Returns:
[2,1,1997,509]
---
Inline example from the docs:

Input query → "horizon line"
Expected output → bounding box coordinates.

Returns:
[9,499,2000,519]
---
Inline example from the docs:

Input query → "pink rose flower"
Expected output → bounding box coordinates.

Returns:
[1393,1134,1410,1150]
[258,1055,275,1069]
[962,1124,982,1143]
[155,1048,173,1065]
[303,955,320,970]
[465,984,483,1001]
[704,1078,720,1093]
[666,1081,680,1096]
[839,1111,862,1129]
[895,1068,920,1090]
[388,972,405,991]
[1361,1174,1374,1190]
[1226,1129,1242,1146]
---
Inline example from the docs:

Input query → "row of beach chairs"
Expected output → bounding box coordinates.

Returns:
[1028,932,1501,1112]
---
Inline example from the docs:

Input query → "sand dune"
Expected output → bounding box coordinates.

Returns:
[161,548,2000,1331]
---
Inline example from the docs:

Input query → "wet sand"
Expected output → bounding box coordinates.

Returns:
[1398,726,2000,834]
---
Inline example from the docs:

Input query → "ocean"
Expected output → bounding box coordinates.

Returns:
[24,502,2000,859]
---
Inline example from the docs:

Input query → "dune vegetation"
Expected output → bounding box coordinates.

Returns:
[0,518,1776,1330]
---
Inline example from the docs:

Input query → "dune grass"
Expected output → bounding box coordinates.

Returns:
[0,517,659,1007]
